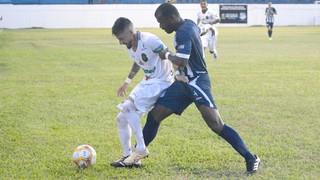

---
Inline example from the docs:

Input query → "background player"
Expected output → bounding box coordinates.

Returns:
[197,0,220,59]
[110,17,174,167]
[265,2,277,40]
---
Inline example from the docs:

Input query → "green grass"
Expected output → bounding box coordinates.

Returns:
[0,27,319,179]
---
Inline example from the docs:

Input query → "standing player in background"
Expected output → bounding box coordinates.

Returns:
[125,3,261,174]
[110,17,174,167]
[265,2,277,40]
[197,0,220,60]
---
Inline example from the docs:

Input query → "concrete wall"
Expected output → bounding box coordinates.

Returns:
[0,4,319,28]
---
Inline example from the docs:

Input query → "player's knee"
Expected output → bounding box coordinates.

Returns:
[213,118,224,133]
[149,105,172,123]
[208,119,224,134]
[119,99,137,112]
[116,112,128,128]
[202,109,224,134]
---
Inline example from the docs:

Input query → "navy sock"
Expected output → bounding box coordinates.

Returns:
[219,124,255,161]
[143,113,160,146]
[268,30,272,37]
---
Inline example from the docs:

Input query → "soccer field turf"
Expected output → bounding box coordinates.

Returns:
[0,27,319,179]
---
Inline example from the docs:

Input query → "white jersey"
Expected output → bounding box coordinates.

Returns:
[197,9,220,38]
[197,9,220,27]
[128,31,174,83]
[123,32,174,113]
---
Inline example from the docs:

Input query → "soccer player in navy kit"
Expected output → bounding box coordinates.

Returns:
[129,3,260,174]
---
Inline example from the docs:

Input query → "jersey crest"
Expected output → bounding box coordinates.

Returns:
[141,53,148,62]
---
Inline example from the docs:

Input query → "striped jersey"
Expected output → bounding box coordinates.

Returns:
[265,7,277,23]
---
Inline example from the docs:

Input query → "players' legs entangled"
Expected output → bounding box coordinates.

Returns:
[112,100,146,167]
[110,111,136,168]
[143,105,174,146]
[121,100,152,165]
[123,105,173,165]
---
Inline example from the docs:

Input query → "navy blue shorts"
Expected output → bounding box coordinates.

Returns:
[266,22,274,29]
[156,74,217,115]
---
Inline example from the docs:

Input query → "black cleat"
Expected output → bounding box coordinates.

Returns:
[110,155,142,168]
[246,155,261,175]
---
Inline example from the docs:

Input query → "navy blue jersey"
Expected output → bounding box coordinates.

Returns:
[174,19,207,79]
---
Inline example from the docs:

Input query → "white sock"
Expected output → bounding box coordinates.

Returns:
[116,112,132,157]
[209,36,217,53]
[126,111,146,152]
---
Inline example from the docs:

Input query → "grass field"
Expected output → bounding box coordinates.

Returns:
[0,27,319,179]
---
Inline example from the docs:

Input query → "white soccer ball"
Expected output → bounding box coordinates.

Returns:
[72,144,96,169]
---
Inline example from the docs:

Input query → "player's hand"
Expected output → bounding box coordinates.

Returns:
[200,29,208,36]
[175,75,189,83]
[117,83,129,97]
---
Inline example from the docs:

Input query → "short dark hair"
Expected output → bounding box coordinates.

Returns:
[112,17,132,36]
[155,3,180,19]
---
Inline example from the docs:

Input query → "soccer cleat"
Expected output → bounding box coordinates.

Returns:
[110,155,142,168]
[269,37,272,40]
[246,155,261,174]
[123,148,149,166]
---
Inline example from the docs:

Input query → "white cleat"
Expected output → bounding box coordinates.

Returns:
[123,148,149,166]
[110,155,142,168]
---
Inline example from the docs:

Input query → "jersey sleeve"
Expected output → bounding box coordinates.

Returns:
[175,30,191,60]
[145,35,166,54]
[273,7,277,14]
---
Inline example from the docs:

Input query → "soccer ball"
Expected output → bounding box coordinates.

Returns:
[72,144,96,169]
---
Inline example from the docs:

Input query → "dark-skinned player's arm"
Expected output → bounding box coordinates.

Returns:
[158,48,189,83]
[117,62,140,97]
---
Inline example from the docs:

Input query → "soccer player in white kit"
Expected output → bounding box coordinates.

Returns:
[197,0,220,60]
[110,17,174,167]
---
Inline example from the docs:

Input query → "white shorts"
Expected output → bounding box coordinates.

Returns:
[200,25,218,48]
[126,79,172,113]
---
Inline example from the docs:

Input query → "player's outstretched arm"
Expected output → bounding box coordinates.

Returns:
[117,62,140,97]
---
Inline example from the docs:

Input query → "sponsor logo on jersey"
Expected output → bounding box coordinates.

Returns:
[143,66,156,74]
